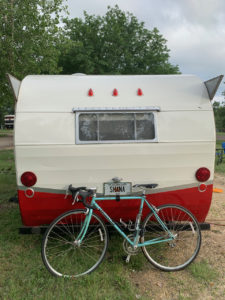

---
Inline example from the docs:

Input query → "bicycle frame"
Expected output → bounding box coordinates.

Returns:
[77,195,175,248]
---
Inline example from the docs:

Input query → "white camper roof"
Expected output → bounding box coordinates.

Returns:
[16,74,212,112]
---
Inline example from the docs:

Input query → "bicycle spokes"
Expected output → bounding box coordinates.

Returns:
[42,210,108,277]
[141,205,201,271]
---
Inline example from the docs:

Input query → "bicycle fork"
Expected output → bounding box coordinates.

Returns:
[75,209,93,246]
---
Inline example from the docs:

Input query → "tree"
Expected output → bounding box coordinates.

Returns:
[59,5,180,75]
[0,0,67,124]
[213,100,225,131]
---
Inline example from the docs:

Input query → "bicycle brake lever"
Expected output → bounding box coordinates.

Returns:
[64,187,69,199]
[72,191,79,205]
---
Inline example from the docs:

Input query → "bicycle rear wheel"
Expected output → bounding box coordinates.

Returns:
[42,209,108,277]
[141,204,201,271]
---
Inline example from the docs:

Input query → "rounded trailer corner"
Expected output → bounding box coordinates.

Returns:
[13,74,220,228]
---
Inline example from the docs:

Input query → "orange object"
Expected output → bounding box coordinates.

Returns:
[213,188,223,193]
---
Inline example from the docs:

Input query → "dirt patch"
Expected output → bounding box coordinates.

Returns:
[0,136,13,150]
[130,174,225,300]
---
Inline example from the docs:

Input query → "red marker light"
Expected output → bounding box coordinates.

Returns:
[113,88,118,96]
[21,172,37,187]
[137,88,143,96]
[199,184,207,192]
[25,188,35,198]
[88,88,94,96]
[195,168,210,182]
[26,188,34,197]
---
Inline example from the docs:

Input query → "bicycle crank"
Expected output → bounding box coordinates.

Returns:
[123,234,140,257]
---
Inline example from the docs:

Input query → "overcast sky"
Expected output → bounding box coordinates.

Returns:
[67,0,225,101]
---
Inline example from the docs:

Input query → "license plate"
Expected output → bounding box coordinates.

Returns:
[103,182,132,195]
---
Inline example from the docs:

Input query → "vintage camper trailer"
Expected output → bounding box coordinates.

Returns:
[8,73,223,228]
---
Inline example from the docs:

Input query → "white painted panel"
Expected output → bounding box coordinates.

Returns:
[15,142,215,192]
[15,110,215,145]
[16,75,212,112]
[158,111,215,142]
[15,113,75,144]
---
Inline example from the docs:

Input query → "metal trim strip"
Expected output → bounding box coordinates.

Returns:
[17,180,213,196]
[72,106,161,112]
[147,181,213,194]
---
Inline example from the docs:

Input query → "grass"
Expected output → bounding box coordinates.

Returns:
[0,150,16,204]
[216,132,225,136]
[0,129,13,137]
[215,158,225,173]
[0,231,141,299]
[188,259,218,284]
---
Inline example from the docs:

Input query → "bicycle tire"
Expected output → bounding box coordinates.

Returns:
[141,204,201,271]
[42,209,108,277]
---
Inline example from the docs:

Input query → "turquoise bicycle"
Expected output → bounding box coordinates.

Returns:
[41,184,201,277]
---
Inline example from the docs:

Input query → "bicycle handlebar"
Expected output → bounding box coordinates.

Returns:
[68,182,158,209]
[68,185,95,209]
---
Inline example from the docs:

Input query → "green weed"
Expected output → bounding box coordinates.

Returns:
[0,129,13,137]
[0,150,16,204]
[188,259,218,284]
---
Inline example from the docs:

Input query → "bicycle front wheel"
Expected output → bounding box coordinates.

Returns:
[141,204,201,271]
[42,209,108,277]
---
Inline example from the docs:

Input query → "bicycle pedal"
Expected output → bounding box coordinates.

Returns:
[122,255,131,263]
[126,254,131,263]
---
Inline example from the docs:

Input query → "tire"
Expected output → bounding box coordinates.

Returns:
[42,209,108,277]
[141,204,201,271]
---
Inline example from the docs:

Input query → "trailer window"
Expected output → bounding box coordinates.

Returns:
[79,114,98,141]
[99,114,134,141]
[77,112,155,143]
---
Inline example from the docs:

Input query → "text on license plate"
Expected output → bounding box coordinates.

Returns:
[104,182,132,195]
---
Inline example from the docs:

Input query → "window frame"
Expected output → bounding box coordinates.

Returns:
[75,111,158,144]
